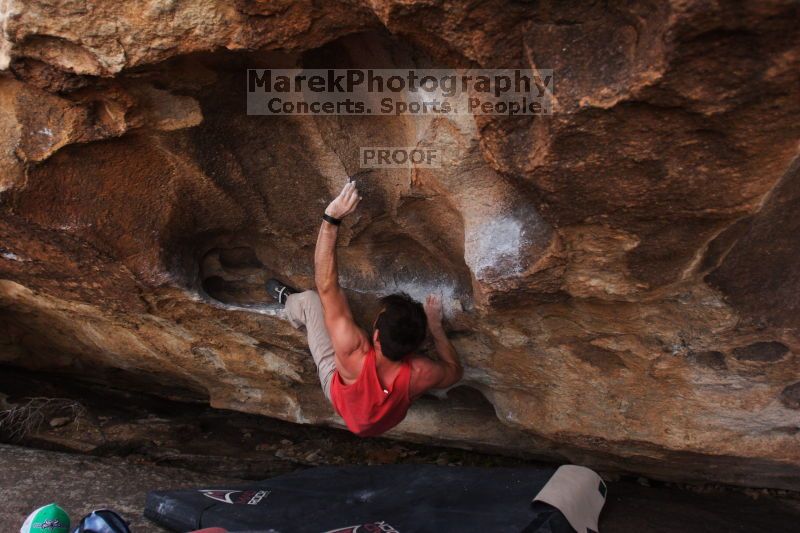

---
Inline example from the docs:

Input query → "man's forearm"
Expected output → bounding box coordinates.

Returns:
[430,324,463,382]
[316,179,360,294]
[314,222,340,294]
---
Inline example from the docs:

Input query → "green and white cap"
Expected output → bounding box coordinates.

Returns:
[20,503,70,533]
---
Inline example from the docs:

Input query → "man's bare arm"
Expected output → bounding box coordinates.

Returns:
[409,294,463,397]
[314,180,367,379]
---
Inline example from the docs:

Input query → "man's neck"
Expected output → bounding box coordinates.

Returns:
[374,348,402,369]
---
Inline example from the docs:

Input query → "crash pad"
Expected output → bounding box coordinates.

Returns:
[144,464,579,532]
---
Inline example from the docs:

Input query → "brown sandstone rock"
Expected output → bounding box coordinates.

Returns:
[0,0,798,490]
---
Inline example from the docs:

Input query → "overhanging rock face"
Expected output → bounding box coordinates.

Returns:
[1,0,799,489]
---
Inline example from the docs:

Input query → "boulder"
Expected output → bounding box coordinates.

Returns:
[0,0,798,489]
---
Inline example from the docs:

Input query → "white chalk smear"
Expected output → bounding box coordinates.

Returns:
[1,250,25,262]
[353,489,376,503]
[465,216,525,278]
[349,277,463,318]
[190,290,284,317]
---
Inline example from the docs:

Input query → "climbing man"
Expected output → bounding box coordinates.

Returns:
[267,179,463,436]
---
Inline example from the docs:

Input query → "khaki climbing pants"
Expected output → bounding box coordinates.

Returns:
[284,290,336,402]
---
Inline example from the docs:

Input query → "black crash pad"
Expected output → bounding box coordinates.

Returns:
[144,464,575,532]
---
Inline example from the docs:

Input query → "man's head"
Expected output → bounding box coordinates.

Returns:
[373,293,427,360]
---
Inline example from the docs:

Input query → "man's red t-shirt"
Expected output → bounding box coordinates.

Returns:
[330,347,413,437]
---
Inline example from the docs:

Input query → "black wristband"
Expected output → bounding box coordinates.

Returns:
[322,213,342,226]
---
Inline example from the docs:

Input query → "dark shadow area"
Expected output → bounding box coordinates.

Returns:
[199,245,277,305]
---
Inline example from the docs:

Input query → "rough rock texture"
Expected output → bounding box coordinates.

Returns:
[0,1,799,489]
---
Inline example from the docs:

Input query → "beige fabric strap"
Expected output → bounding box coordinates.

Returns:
[533,465,606,533]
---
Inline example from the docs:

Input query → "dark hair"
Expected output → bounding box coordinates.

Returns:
[374,293,427,361]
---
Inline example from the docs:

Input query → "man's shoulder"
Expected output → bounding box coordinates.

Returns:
[407,354,436,371]
[407,355,445,395]
[337,342,372,382]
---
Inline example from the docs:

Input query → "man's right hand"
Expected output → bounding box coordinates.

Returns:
[424,293,444,331]
[325,180,362,220]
